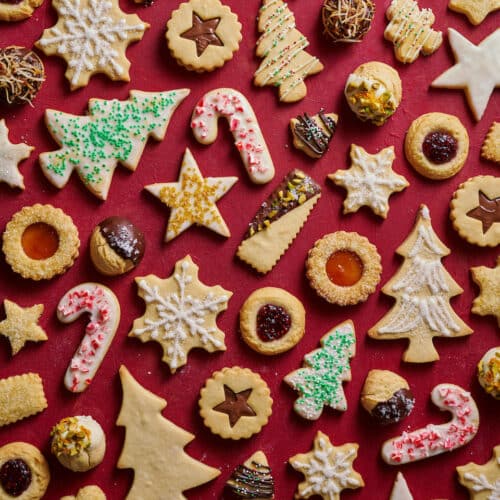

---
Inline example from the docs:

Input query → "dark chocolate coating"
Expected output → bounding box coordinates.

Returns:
[99,216,145,265]
[371,388,415,425]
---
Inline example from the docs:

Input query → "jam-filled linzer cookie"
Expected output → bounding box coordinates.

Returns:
[0,0,43,21]
[2,204,80,281]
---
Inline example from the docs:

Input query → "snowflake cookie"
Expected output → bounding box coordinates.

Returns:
[289,431,364,500]
[457,446,500,499]
[36,0,149,90]
[129,255,232,373]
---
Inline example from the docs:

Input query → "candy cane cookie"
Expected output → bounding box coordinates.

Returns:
[191,88,275,184]
[381,383,479,465]
[57,283,120,393]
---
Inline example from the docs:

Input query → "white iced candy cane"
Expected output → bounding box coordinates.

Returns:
[191,88,275,184]
[57,283,120,393]
[381,383,479,465]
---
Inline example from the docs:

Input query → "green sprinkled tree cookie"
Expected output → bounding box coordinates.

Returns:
[284,320,356,420]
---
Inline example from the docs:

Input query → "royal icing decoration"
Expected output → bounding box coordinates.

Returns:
[381,383,479,465]
[191,88,275,184]
[57,283,120,393]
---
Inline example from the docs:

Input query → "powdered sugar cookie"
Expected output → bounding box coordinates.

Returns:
[0,0,43,21]
[471,256,500,327]
[481,122,500,164]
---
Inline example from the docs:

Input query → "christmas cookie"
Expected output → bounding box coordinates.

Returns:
[239,287,305,356]
[390,472,414,500]
[289,431,364,499]
[450,175,500,247]
[290,111,338,159]
[345,61,402,126]
[0,0,43,21]
[471,257,500,327]
[284,320,355,420]
[51,416,106,472]
[457,446,500,499]
[90,217,145,276]
[61,485,106,500]
[166,0,242,72]
[254,0,324,103]
[477,347,500,399]
[404,113,469,180]
[145,148,237,241]
[306,231,382,306]
[381,383,479,464]
[328,144,409,218]
[481,122,500,164]
[130,255,232,373]
[0,47,44,106]
[36,0,149,90]
[360,369,415,424]
[2,204,80,281]
[237,170,321,274]
[199,366,273,440]
[0,443,49,499]
[449,0,500,25]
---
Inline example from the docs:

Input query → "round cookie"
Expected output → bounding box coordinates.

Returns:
[477,347,500,399]
[239,287,305,355]
[405,113,469,180]
[0,0,43,21]
[322,0,375,43]
[90,216,145,276]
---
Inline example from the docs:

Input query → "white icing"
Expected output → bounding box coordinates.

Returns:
[390,472,414,500]
[462,472,500,499]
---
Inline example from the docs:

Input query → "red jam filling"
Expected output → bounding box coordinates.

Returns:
[21,223,59,260]
[256,304,291,342]
[422,131,458,164]
[326,250,364,286]
[0,459,32,497]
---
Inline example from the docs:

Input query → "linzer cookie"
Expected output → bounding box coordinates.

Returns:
[471,257,500,327]
[0,0,43,21]
[481,122,500,164]
[237,170,321,274]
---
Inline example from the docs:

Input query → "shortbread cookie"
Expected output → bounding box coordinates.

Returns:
[199,366,273,439]
[284,320,355,420]
[130,255,232,373]
[117,366,220,499]
[145,148,237,241]
[289,431,364,499]
[405,113,469,180]
[329,144,408,218]
[0,119,33,190]
[239,287,305,355]
[166,0,242,72]
[306,231,382,306]
[254,0,324,102]
[385,0,442,63]
[432,28,500,121]
[0,299,47,355]
[191,88,275,184]
[290,111,338,159]
[471,256,500,327]
[61,485,106,500]
[237,170,321,274]
[449,0,500,25]
[0,0,43,21]
[2,204,80,281]
[369,205,473,362]
[322,0,375,43]
[457,446,500,499]
[477,347,500,399]
[0,373,47,427]
[51,416,106,472]
[0,443,49,499]
[345,61,402,126]
[450,175,500,247]
[381,383,479,464]
[40,89,189,200]
[481,122,500,163]
[36,0,149,90]
[390,472,414,500]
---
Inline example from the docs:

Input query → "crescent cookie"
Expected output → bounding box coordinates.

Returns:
[0,0,43,21]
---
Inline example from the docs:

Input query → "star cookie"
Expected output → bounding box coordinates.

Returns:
[431,28,500,121]
[0,300,47,355]
[457,446,500,499]
[129,255,232,373]
[390,472,414,500]
[0,119,33,190]
[471,256,500,327]
[328,145,408,218]
[144,148,237,242]
[289,431,364,500]
[482,122,500,164]
[449,0,500,25]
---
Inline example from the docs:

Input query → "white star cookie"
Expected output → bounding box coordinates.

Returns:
[328,145,409,219]
[432,28,500,121]
[0,119,33,189]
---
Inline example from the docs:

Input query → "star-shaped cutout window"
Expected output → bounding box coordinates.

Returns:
[213,385,256,427]
[466,190,500,233]
[181,12,223,57]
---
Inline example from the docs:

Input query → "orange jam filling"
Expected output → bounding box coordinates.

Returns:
[326,250,364,286]
[21,223,59,260]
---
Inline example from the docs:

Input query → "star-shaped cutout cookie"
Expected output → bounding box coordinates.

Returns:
[328,145,408,219]
[289,431,364,500]
[0,119,33,190]
[467,191,500,233]
[181,13,223,57]
[432,28,500,121]
[0,300,47,355]
[213,385,256,427]
[449,0,500,25]
[457,446,500,499]
[145,148,237,242]
[471,256,500,327]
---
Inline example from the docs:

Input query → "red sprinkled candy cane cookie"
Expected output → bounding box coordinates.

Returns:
[381,383,479,465]
[57,283,120,393]
[191,88,275,184]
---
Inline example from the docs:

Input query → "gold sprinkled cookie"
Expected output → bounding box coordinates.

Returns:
[239,287,305,355]
[306,231,382,306]
[448,0,500,25]
[457,446,500,499]
[199,366,273,440]
[61,485,107,500]
[471,256,500,327]
[405,113,469,180]
[481,122,500,164]
[477,347,500,399]
[0,0,43,22]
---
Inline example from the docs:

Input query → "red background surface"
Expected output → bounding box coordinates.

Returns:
[0,1,499,498]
